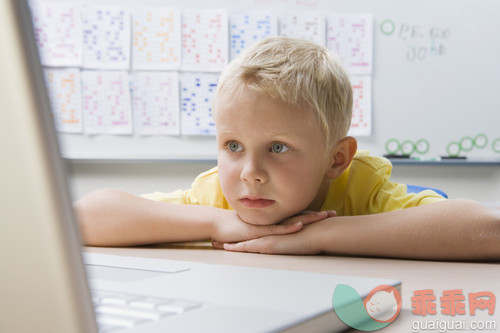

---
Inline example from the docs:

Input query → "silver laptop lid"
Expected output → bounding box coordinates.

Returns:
[0,1,96,332]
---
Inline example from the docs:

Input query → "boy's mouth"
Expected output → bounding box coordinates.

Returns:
[239,196,275,208]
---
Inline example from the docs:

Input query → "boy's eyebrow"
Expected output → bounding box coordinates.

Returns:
[217,130,301,140]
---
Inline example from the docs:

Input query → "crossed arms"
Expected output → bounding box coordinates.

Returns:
[76,189,500,261]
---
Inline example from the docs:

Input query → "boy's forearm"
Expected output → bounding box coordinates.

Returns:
[316,199,500,261]
[74,189,216,246]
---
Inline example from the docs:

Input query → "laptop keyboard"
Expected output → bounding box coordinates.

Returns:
[91,290,203,332]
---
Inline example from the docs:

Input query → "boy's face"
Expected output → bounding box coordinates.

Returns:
[215,86,335,226]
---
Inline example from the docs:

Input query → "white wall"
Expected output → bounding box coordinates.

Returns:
[68,161,500,203]
[389,164,500,202]
[67,161,216,199]
[54,0,500,161]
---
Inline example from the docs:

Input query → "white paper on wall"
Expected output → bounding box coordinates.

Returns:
[44,68,83,133]
[82,5,131,69]
[132,7,181,70]
[30,0,83,67]
[181,9,229,72]
[81,70,133,134]
[179,72,219,135]
[133,71,180,135]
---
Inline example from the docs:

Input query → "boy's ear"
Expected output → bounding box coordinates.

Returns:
[326,136,357,179]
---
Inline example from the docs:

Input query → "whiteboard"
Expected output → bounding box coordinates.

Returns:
[48,0,500,160]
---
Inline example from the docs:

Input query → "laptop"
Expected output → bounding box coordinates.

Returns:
[0,1,400,332]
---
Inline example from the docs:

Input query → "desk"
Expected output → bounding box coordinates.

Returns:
[85,244,500,332]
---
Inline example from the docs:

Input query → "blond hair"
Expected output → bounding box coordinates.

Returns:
[215,36,353,146]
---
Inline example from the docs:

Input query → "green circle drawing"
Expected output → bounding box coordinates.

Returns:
[380,20,396,36]
[401,140,415,155]
[473,133,488,149]
[385,138,401,154]
[460,136,474,152]
[447,141,461,157]
[415,139,430,154]
[492,138,500,153]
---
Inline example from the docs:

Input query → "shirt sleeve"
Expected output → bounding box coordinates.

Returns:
[342,152,447,215]
[140,167,231,209]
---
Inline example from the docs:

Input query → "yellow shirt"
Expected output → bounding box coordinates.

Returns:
[142,151,446,216]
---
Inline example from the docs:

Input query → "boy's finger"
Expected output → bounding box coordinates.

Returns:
[224,240,256,253]
[224,237,281,254]
[252,221,302,238]
[300,211,337,225]
[281,210,336,226]
[271,221,303,235]
[302,211,328,225]
[211,240,225,249]
[327,210,337,217]
[281,211,323,225]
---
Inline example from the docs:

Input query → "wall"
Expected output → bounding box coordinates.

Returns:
[42,0,499,203]
[37,0,500,160]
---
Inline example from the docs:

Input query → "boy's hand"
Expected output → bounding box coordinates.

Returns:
[213,219,329,255]
[212,220,326,255]
[211,210,335,249]
[280,210,336,225]
[210,210,301,245]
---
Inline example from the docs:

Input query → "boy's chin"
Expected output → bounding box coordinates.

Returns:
[237,212,281,226]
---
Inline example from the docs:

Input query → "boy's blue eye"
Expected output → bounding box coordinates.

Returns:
[228,141,243,152]
[271,143,289,154]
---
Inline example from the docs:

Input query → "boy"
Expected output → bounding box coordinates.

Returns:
[76,37,500,260]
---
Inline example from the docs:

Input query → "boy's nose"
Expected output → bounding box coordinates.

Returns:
[240,156,268,184]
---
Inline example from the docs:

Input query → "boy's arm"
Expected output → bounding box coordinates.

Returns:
[221,199,500,261]
[74,189,323,247]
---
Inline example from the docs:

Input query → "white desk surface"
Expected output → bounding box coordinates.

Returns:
[86,243,500,332]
